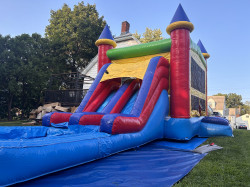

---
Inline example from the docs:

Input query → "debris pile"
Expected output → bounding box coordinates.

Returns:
[29,102,77,120]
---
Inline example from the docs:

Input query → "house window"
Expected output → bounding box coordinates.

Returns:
[246,115,249,118]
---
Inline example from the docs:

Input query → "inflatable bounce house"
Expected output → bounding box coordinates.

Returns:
[0,4,232,186]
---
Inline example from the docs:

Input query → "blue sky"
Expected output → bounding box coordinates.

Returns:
[0,0,250,102]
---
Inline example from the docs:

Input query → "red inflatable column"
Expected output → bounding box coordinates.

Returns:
[97,44,113,71]
[170,29,190,118]
[166,4,194,118]
[95,25,117,72]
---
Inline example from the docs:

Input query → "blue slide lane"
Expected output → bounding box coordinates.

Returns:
[68,80,131,125]
[121,90,139,114]
[130,57,160,116]
[96,91,116,112]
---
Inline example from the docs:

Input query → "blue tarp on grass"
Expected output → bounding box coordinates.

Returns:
[152,137,208,150]
[16,142,206,187]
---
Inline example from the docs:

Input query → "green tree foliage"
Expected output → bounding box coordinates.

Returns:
[133,28,164,43]
[226,93,243,108]
[214,93,227,97]
[45,2,106,71]
[214,93,250,115]
[240,104,250,115]
[214,93,243,108]
[0,35,12,119]
[0,2,106,120]
[133,31,141,41]
[0,34,51,120]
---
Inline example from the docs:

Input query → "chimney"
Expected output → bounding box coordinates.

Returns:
[121,21,130,35]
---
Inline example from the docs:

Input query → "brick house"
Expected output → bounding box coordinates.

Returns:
[207,96,228,116]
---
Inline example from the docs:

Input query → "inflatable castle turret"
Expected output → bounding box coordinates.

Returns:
[166,4,194,118]
[197,40,210,59]
[197,40,210,115]
[95,25,117,71]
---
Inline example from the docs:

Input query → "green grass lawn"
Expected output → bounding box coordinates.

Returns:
[0,120,37,126]
[174,129,250,187]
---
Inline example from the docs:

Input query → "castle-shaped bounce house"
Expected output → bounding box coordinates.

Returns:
[0,4,232,186]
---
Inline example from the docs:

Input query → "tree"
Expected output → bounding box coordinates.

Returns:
[0,35,13,119]
[226,93,243,108]
[133,31,141,41]
[240,104,250,115]
[213,92,250,116]
[0,34,51,120]
[214,93,243,108]
[133,28,164,43]
[45,2,106,71]
[213,93,227,97]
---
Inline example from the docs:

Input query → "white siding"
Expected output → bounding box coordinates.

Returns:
[83,62,97,89]
[86,62,97,78]
[116,39,139,48]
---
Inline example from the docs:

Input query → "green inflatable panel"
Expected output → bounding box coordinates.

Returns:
[190,39,207,69]
[107,38,171,60]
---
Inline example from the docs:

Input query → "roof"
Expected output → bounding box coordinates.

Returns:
[170,4,190,23]
[208,96,226,110]
[166,4,194,34]
[95,25,117,48]
[197,40,208,54]
[98,25,114,40]
[115,33,140,44]
[238,114,250,118]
